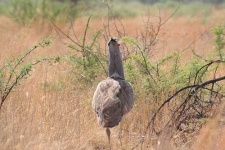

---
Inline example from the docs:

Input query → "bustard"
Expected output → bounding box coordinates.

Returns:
[92,38,134,148]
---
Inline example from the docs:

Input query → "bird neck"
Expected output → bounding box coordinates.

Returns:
[108,45,125,80]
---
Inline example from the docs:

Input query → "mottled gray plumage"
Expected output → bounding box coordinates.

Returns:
[92,38,134,148]
[92,78,134,127]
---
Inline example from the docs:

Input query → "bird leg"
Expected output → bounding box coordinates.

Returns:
[119,123,123,148]
[106,128,111,150]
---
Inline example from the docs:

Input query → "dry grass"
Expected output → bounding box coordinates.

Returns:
[0,7,225,150]
[192,101,225,150]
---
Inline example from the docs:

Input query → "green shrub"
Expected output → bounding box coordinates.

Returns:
[0,35,59,109]
[5,0,78,25]
[213,26,225,60]
[76,0,146,18]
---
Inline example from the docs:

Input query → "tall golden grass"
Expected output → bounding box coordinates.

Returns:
[0,7,225,150]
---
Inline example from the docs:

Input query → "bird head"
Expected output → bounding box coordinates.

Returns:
[108,37,121,54]
[108,37,120,46]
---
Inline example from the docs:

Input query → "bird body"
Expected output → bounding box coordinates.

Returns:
[92,78,134,128]
[92,38,134,148]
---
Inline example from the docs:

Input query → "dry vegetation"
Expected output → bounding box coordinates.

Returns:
[0,1,225,150]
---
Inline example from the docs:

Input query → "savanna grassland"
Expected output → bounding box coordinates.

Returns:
[0,0,225,150]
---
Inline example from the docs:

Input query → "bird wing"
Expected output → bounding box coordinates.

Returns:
[92,78,123,127]
[92,79,120,112]
[117,80,134,114]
